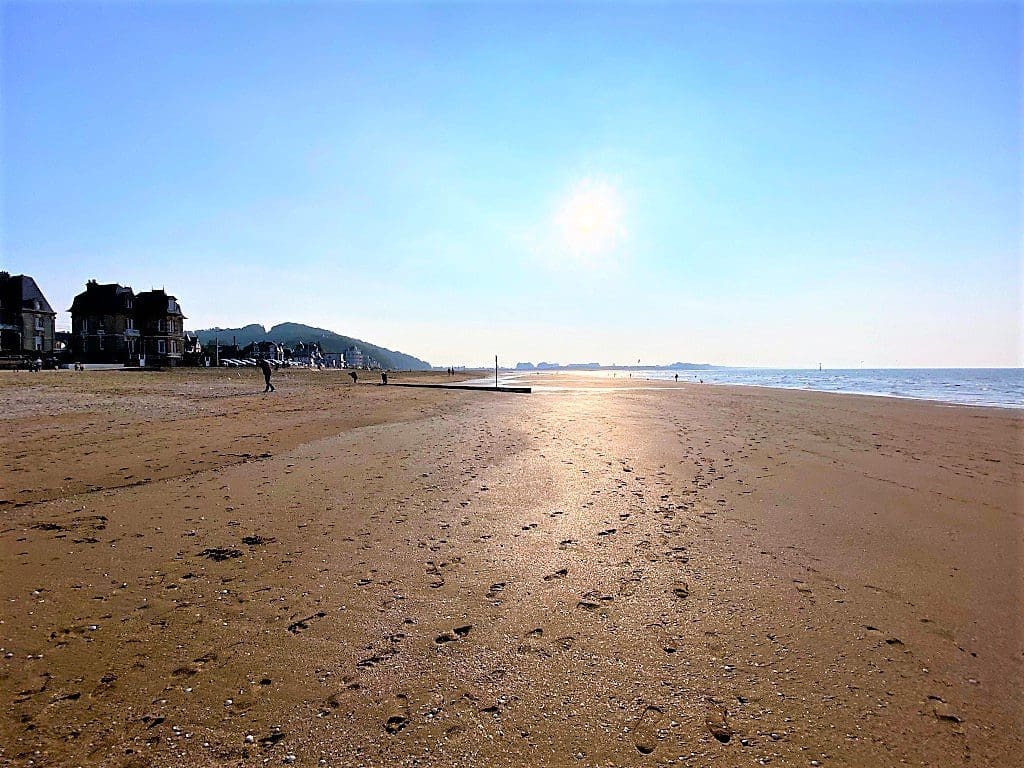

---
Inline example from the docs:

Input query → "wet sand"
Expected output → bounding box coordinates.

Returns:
[1,369,1021,767]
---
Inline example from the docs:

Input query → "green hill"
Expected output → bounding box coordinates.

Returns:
[193,323,432,370]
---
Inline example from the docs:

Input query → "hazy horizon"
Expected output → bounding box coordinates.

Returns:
[3,1,1020,368]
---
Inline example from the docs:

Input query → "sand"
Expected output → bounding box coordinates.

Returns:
[1,368,1021,767]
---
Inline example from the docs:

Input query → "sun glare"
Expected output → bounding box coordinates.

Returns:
[553,177,626,262]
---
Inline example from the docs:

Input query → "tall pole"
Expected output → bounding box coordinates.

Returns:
[495,355,498,389]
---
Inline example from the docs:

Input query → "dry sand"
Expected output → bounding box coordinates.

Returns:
[1,368,1021,767]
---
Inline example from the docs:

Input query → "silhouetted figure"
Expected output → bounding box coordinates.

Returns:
[381,371,388,385]
[258,355,275,392]
[349,370,358,384]
[674,373,679,382]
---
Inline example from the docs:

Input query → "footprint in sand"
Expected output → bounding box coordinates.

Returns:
[705,703,733,743]
[794,580,814,597]
[287,611,327,634]
[320,677,361,717]
[486,582,505,599]
[436,625,473,644]
[633,704,666,754]
[383,694,411,734]
[577,593,614,611]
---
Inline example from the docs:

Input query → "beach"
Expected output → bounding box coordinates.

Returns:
[1,369,1021,767]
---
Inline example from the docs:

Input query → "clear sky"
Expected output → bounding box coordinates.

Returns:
[2,1,1020,368]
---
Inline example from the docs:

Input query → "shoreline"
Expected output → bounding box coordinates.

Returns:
[499,369,1024,410]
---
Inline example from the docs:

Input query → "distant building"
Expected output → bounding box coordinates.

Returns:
[291,341,324,367]
[0,272,57,356]
[204,342,243,362]
[182,332,205,365]
[343,345,365,368]
[54,331,73,355]
[243,340,285,361]
[69,280,186,366]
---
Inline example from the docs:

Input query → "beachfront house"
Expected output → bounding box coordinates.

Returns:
[321,352,343,368]
[343,345,365,368]
[242,340,285,362]
[182,332,205,365]
[134,289,186,366]
[70,281,138,363]
[0,272,57,357]
[291,341,324,367]
[69,280,187,366]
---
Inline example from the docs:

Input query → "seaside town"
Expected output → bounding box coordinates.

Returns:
[0,272,379,371]
[2,3,1020,767]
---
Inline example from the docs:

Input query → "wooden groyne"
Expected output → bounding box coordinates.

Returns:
[388,383,531,394]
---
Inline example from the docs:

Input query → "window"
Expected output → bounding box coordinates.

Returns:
[34,334,43,351]
[35,315,43,330]
[98,334,104,351]
[126,317,134,330]
[170,340,177,353]
[157,319,165,333]
[158,339,166,354]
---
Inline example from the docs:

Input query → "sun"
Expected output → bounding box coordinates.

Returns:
[553,177,626,262]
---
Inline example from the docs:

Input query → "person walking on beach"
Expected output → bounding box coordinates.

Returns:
[349,370,358,384]
[674,373,679,382]
[258,355,275,393]
[381,371,388,385]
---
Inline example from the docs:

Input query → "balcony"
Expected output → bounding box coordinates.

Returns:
[124,329,140,337]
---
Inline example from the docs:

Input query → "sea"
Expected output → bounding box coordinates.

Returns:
[507,368,1024,409]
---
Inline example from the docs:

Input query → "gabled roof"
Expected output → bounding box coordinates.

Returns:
[0,273,56,314]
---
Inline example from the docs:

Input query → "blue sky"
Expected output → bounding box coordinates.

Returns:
[2,1,1020,367]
